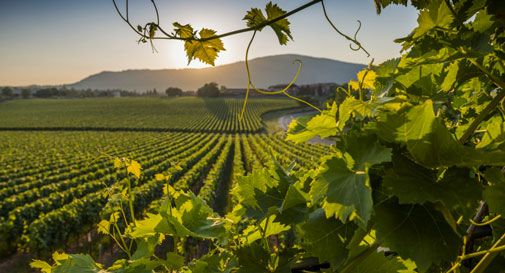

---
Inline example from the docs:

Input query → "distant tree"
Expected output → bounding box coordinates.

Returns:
[197,82,220,97]
[1,87,13,97]
[34,88,58,98]
[21,89,31,99]
[165,87,183,97]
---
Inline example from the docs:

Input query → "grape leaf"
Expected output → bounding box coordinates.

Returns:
[377,100,505,168]
[184,29,225,66]
[174,23,224,66]
[286,102,337,143]
[165,252,184,270]
[241,215,290,245]
[440,61,460,91]
[412,1,454,38]
[383,153,481,208]
[265,3,292,45]
[345,134,392,170]
[243,8,267,28]
[236,241,291,273]
[346,251,417,273]
[189,251,236,273]
[173,22,194,39]
[127,160,142,179]
[30,260,52,273]
[348,70,377,90]
[311,156,373,224]
[131,191,226,239]
[52,254,103,273]
[374,201,461,272]
[232,168,290,220]
[483,168,505,216]
[476,116,505,150]
[338,97,374,130]
[296,209,355,269]
[243,2,292,45]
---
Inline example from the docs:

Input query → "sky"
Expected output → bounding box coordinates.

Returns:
[0,0,418,86]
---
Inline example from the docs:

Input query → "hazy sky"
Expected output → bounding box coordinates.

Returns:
[0,0,418,86]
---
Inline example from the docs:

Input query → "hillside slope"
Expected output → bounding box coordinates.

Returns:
[71,54,365,92]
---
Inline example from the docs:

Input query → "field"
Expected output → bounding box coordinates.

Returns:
[0,97,298,132]
[0,97,329,259]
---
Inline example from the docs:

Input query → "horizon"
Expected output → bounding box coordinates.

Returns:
[0,0,417,87]
[1,53,366,89]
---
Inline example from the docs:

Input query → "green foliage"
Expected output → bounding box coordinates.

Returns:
[0,130,327,255]
[165,87,183,97]
[244,2,293,45]
[0,97,297,133]
[173,23,225,66]
[196,82,220,97]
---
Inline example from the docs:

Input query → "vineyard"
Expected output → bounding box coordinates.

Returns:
[0,100,329,259]
[1,0,505,272]
[0,97,297,132]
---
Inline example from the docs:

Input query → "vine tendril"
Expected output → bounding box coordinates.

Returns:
[239,31,322,120]
[321,0,370,57]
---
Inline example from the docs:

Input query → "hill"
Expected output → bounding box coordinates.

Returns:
[70,54,365,92]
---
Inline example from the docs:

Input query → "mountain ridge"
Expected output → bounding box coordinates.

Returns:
[70,54,366,92]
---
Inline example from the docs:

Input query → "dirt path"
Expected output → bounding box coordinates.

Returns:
[278,111,334,145]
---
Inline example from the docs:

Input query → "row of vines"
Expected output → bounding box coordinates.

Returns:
[0,131,328,256]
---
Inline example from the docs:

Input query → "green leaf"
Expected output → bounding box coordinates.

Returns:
[232,168,290,220]
[52,254,104,273]
[131,191,226,239]
[184,29,225,66]
[132,236,161,260]
[412,1,454,38]
[235,242,291,273]
[174,23,225,66]
[165,252,184,270]
[241,215,290,245]
[311,156,373,224]
[286,102,337,143]
[338,97,374,130]
[243,8,267,29]
[345,134,392,170]
[441,61,460,91]
[383,153,482,209]
[374,201,461,272]
[483,168,505,216]
[346,252,417,273]
[243,2,293,45]
[130,213,163,238]
[265,2,292,45]
[377,100,505,168]
[476,116,505,150]
[30,260,52,273]
[277,183,309,224]
[296,209,355,269]
[173,22,194,39]
[97,219,110,235]
[189,251,236,273]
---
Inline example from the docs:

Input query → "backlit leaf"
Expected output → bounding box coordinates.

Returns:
[127,160,142,179]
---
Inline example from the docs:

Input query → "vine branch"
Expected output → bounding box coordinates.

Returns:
[112,0,324,42]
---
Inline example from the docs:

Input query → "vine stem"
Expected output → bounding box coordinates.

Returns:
[470,233,505,273]
[112,0,323,42]
[462,243,505,260]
